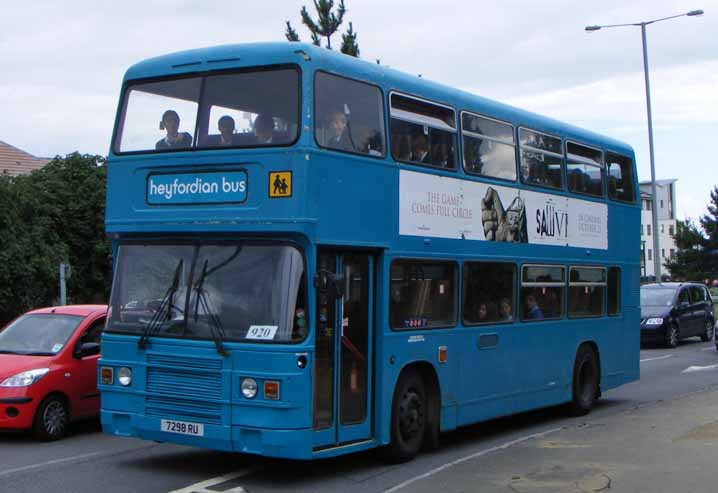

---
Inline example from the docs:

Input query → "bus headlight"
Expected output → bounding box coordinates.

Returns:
[241,378,258,399]
[118,367,132,386]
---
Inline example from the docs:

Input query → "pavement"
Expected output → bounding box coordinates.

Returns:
[404,384,718,493]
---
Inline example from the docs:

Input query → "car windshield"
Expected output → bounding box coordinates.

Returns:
[0,314,84,355]
[114,67,300,153]
[107,243,307,343]
[640,288,676,307]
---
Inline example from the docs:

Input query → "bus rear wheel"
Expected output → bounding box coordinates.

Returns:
[384,370,426,463]
[567,346,599,417]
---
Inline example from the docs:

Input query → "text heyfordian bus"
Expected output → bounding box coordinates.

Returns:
[100,42,640,462]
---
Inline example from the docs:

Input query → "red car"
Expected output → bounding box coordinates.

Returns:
[0,305,107,440]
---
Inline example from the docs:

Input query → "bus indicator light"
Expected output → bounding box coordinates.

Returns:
[438,346,448,364]
[101,367,114,385]
[264,380,280,400]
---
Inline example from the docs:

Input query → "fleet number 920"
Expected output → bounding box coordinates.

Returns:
[161,419,204,437]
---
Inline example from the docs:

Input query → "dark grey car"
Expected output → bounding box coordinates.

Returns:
[640,282,714,348]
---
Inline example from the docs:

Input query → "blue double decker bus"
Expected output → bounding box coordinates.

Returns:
[100,42,640,462]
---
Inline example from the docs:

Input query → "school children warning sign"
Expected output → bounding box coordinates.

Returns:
[269,171,292,198]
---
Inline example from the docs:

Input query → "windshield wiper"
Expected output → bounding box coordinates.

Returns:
[138,259,184,349]
[193,259,228,356]
[0,349,21,354]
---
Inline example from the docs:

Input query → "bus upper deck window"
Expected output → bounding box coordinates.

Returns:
[519,128,563,190]
[390,93,457,170]
[314,72,386,158]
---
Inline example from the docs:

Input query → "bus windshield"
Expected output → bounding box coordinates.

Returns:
[114,67,300,154]
[107,243,306,343]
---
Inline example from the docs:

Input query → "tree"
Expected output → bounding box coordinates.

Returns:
[664,186,718,281]
[340,22,360,57]
[0,153,110,325]
[284,0,360,57]
[663,219,706,281]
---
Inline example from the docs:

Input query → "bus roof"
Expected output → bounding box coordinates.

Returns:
[123,42,634,156]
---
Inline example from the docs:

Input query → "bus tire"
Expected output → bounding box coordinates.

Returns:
[567,346,599,417]
[384,370,426,463]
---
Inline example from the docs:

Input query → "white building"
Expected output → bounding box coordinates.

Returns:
[639,179,677,280]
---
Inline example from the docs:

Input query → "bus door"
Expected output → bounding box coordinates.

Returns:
[312,250,374,449]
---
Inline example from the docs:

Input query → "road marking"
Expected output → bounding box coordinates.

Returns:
[0,451,106,479]
[640,355,673,363]
[167,467,258,493]
[682,364,718,373]
[702,346,716,351]
[0,443,158,479]
[383,427,563,493]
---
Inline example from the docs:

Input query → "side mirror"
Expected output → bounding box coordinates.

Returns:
[313,270,344,300]
[74,342,100,359]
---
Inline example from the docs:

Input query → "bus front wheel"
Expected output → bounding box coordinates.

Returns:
[385,370,426,463]
[567,346,599,417]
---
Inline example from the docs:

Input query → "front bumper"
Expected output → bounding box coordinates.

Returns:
[640,324,668,342]
[102,410,314,459]
[0,391,37,430]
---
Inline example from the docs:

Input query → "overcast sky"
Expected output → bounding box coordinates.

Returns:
[2,0,716,220]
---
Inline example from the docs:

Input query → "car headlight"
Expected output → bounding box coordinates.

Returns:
[0,368,50,387]
[646,318,664,325]
[241,378,258,399]
[118,367,132,386]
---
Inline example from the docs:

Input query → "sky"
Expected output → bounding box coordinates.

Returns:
[2,0,716,221]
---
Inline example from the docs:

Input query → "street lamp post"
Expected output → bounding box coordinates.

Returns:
[586,9,704,281]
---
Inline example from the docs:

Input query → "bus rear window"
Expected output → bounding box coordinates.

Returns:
[114,67,300,154]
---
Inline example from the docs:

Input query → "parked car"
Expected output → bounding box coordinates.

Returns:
[640,282,714,348]
[0,305,107,440]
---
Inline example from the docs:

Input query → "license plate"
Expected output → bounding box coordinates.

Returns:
[161,419,204,437]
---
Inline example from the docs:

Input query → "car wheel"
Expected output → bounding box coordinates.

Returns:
[666,324,679,348]
[567,346,599,416]
[33,395,69,441]
[383,370,426,463]
[700,319,714,342]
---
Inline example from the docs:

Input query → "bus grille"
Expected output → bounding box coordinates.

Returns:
[145,353,224,424]
[146,396,222,425]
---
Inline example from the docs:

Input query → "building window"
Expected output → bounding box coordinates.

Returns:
[520,265,564,321]
[647,225,651,236]
[669,225,675,236]
[661,224,664,234]
[462,262,515,324]
[661,249,665,258]
[645,200,652,211]
[660,199,664,208]
[390,260,457,329]
[641,225,644,236]
[648,249,652,260]
[670,248,675,257]
[568,267,606,318]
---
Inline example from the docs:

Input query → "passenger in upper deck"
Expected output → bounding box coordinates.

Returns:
[254,114,276,144]
[411,134,430,164]
[156,110,193,150]
[325,110,355,152]
[217,115,236,146]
